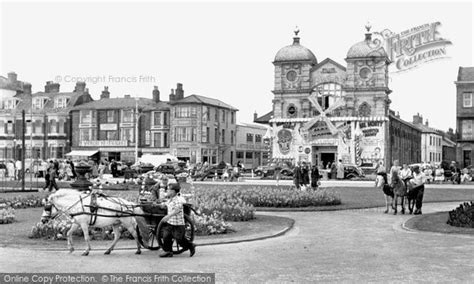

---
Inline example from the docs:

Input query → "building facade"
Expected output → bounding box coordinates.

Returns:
[387,111,421,166]
[455,67,474,167]
[0,75,93,160]
[257,28,409,169]
[412,113,443,164]
[168,84,238,164]
[235,123,268,169]
[70,86,170,163]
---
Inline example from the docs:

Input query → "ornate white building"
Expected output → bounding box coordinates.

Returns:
[265,27,393,168]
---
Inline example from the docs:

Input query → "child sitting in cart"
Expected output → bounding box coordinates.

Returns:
[159,183,196,258]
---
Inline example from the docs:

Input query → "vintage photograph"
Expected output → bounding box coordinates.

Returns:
[0,0,473,283]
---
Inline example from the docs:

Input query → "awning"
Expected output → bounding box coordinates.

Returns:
[65,150,99,157]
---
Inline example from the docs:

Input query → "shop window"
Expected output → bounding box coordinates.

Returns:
[236,151,244,159]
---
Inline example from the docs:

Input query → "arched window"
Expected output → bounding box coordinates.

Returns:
[313,83,343,111]
[358,102,371,117]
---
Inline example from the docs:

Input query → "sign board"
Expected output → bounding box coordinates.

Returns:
[100,124,118,131]
[79,140,128,147]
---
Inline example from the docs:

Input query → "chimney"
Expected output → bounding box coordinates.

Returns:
[74,81,86,92]
[448,128,454,134]
[124,94,131,99]
[169,89,175,101]
[253,111,258,122]
[412,113,423,125]
[23,82,32,95]
[425,119,429,126]
[85,88,89,94]
[100,86,110,99]
[44,81,60,93]
[396,111,400,118]
[152,86,160,103]
[7,72,17,83]
[175,83,184,100]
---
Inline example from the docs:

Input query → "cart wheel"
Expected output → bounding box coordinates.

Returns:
[136,223,160,250]
[157,215,195,255]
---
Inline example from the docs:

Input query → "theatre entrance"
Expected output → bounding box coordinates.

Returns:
[312,146,337,169]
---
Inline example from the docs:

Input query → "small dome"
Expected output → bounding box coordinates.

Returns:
[274,35,317,64]
[347,34,388,59]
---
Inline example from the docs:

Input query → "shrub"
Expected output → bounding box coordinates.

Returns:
[447,201,474,228]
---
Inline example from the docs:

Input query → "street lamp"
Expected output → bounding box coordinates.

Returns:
[134,98,139,164]
[13,139,16,160]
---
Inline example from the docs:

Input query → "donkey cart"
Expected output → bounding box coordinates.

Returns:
[135,201,196,254]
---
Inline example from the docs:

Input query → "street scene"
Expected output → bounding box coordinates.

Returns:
[0,1,473,283]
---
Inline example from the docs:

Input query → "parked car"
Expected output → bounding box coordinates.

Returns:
[192,162,231,181]
[343,164,364,179]
[254,162,294,178]
[155,162,187,176]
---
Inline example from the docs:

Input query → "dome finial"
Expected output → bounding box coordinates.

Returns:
[365,21,372,33]
[294,26,300,36]
[293,26,300,44]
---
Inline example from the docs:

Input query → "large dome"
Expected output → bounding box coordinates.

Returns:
[274,37,317,64]
[347,34,388,58]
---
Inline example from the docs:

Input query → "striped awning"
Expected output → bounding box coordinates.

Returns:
[269,116,389,123]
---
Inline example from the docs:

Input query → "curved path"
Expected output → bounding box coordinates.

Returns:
[1,202,473,282]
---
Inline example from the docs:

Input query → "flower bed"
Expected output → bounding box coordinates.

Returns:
[0,195,44,209]
[0,204,15,224]
[447,201,474,228]
[188,186,341,208]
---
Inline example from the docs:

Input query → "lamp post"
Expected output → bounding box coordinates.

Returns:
[13,139,16,160]
[134,98,139,164]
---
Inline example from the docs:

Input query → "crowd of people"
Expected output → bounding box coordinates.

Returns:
[291,161,322,190]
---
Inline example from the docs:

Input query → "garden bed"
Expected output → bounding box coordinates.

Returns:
[0,208,293,248]
[405,211,474,235]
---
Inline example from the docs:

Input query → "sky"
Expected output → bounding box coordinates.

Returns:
[1,1,473,132]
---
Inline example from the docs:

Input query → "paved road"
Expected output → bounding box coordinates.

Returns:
[1,202,473,282]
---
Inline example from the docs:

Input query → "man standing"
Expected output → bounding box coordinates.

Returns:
[159,183,196,258]
[336,159,344,180]
[310,163,320,190]
[293,162,302,190]
[410,165,426,215]
[110,159,118,178]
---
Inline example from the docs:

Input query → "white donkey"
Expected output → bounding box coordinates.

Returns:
[42,189,143,256]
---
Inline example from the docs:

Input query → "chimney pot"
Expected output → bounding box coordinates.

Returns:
[152,86,160,103]
[101,86,110,99]
[253,111,258,122]
[7,72,17,83]
[23,82,32,95]
[124,94,131,98]
[74,81,86,92]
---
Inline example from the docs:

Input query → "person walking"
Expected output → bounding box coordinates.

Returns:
[15,159,22,180]
[159,183,196,258]
[98,162,106,179]
[434,165,444,184]
[47,161,59,192]
[301,162,310,189]
[274,162,282,186]
[409,165,426,215]
[293,162,302,190]
[330,161,337,180]
[310,163,320,190]
[336,159,344,180]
